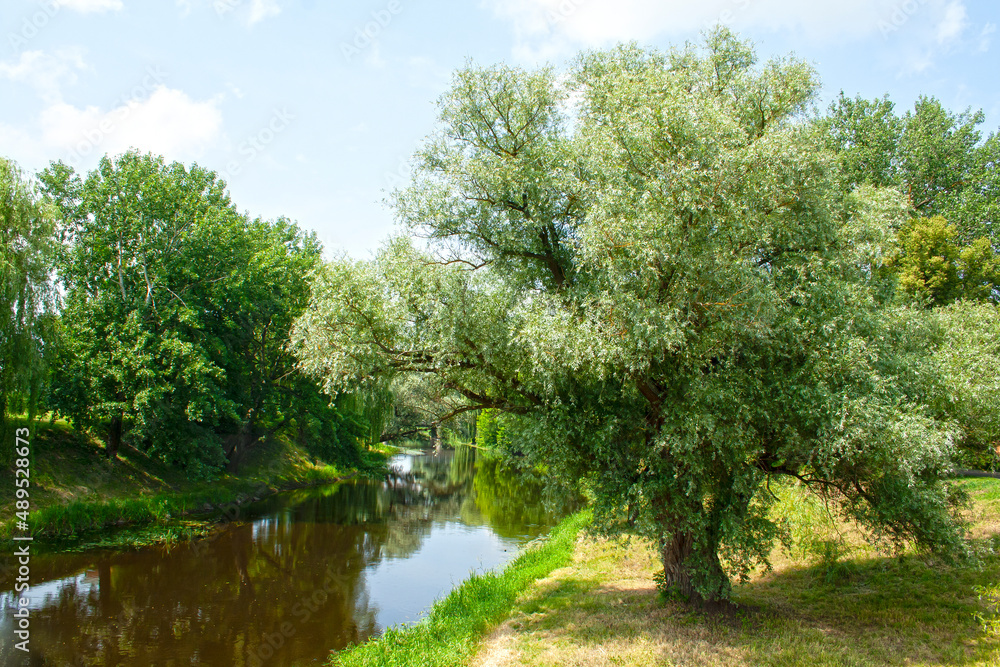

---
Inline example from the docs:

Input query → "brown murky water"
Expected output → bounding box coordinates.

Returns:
[0,448,577,666]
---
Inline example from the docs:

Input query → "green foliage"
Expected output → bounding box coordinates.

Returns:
[0,157,58,455]
[41,150,360,475]
[925,301,1000,470]
[294,29,970,605]
[892,216,961,303]
[974,584,1000,636]
[474,409,510,450]
[824,93,1000,245]
[879,302,1000,471]
[821,93,902,190]
[888,216,999,305]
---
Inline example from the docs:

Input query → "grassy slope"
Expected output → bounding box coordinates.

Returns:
[468,479,1000,667]
[1,418,367,545]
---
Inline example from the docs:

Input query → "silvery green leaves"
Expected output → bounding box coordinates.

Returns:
[295,28,972,604]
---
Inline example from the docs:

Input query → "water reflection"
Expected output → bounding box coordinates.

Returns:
[0,447,578,666]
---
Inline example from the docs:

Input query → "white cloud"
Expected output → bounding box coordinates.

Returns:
[28,86,224,168]
[485,0,971,60]
[173,0,280,25]
[248,0,281,25]
[0,49,87,103]
[935,0,967,45]
[56,0,123,12]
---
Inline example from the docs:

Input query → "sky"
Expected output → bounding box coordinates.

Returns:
[1,0,998,258]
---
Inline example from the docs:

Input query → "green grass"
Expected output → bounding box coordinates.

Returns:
[463,480,1000,667]
[330,509,593,667]
[1,416,375,546]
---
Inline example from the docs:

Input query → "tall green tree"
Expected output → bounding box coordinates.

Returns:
[294,30,967,605]
[821,94,902,191]
[1,157,58,438]
[44,151,358,474]
[824,92,1000,244]
[42,151,237,469]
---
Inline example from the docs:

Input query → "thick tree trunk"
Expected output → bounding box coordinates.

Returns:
[658,528,730,609]
[107,415,122,460]
[659,530,697,600]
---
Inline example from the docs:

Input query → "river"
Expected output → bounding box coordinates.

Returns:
[0,447,578,666]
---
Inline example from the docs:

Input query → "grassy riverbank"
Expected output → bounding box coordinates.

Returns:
[1,418,386,547]
[331,510,594,667]
[470,478,1000,667]
[333,479,1000,667]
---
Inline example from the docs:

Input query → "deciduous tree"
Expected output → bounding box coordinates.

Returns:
[293,30,968,604]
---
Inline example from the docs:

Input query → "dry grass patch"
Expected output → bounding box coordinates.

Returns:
[473,480,1000,667]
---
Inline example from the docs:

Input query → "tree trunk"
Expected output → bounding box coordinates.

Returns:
[107,415,122,460]
[658,529,730,608]
[227,414,258,473]
[659,530,696,600]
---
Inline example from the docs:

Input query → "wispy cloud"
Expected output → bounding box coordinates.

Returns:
[979,22,996,52]
[935,0,968,45]
[0,48,87,103]
[248,0,281,25]
[486,0,973,63]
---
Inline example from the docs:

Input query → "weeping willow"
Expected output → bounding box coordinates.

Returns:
[339,378,395,445]
[1,157,58,458]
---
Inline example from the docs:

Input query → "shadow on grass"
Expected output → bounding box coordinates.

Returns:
[503,543,999,666]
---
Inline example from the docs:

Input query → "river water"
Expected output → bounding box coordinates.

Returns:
[0,447,577,666]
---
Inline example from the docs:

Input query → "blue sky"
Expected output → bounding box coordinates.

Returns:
[1,0,998,257]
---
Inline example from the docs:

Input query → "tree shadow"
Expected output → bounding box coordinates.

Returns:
[501,544,999,666]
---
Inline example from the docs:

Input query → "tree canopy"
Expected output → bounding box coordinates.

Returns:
[292,29,969,604]
[823,91,999,247]
[41,151,365,475]
[1,157,58,443]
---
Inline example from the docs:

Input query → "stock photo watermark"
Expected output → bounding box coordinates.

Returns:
[709,0,752,28]
[877,0,932,37]
[221,107,295,179]
[7,1,62,53]
[213,0,241,17]
[62,65,168,167]
[340,0,403,61]
[10,427,33,654]
[383,155,414,190]
[543,0,588,27]
[245,565,350,667]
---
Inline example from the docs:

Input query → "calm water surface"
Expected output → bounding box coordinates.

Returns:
[0,448,577,666]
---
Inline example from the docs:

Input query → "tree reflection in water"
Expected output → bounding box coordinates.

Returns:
[0,447,580,667]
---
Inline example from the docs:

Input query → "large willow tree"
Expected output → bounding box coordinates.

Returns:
[294,30,966,604]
